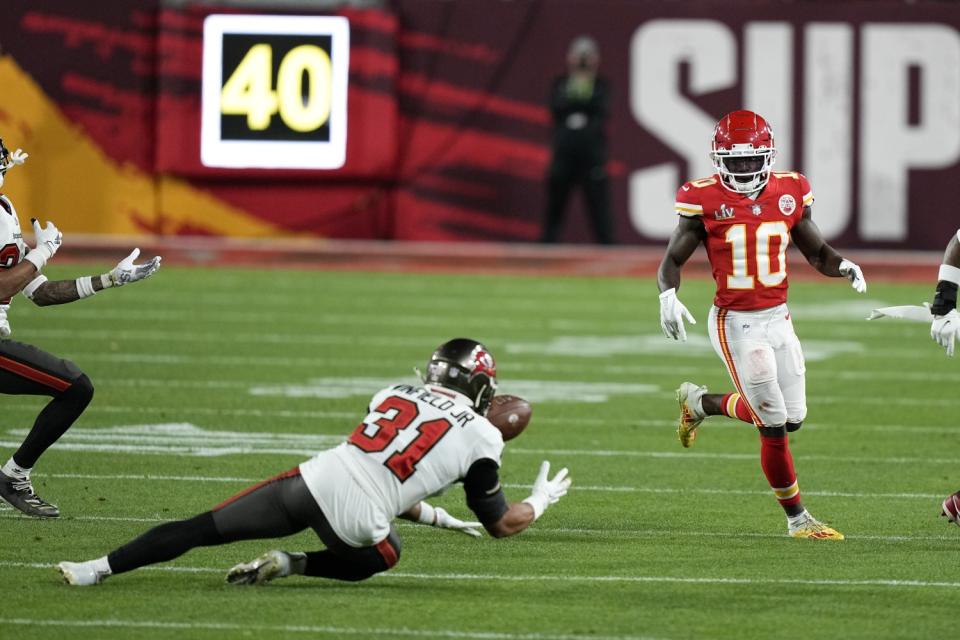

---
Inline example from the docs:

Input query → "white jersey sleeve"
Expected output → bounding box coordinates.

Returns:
[299,383,504,547]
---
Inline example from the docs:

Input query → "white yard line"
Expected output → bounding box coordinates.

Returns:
[0,617,656,640]
[4,562,960,590]
[19,472,950,502]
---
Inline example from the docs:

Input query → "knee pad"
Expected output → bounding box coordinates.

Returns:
[66,373,94,404]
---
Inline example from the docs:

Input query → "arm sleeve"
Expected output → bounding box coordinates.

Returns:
[799,173,814,208]
[463,458,508,526]
[674,183,704,218]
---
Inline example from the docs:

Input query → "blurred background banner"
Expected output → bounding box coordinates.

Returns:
[0,0,957,247]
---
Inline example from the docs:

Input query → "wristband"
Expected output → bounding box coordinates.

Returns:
[23,251,47,271]
[22,275,47,300]
[417,502,436,525]
[76,276,96,299]
[100,273,114,289]
[938,264,960,286]
[522,495,547,521]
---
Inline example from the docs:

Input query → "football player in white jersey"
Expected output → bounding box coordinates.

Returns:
[0,138,161,518]
[57,338,572,586]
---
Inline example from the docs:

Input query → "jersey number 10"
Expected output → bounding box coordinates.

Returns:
[724,221,790,289]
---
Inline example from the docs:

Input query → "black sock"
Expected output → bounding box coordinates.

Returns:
[303,549,383,582]
[108,512,222,575]
[13,374,93,468]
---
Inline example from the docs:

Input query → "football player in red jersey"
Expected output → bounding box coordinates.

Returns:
[656,110,866,540]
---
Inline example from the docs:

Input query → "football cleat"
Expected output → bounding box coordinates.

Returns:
[676,382,707,448]
[789,515,844,540]
[0,470,59,518]
[57,561,108,586]
[941,491,960,526]
[226,550,294,586]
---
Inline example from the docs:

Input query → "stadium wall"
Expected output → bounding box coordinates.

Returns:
[0,0,957,248]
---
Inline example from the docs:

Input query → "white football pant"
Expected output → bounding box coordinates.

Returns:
[707,304,807,428]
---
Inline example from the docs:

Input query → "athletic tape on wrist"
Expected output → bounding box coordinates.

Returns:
[100,273,114,289]
[22,275,47,300]
[76,276,96,299]
[417,502,436,525]
[23,251,46,271]
[938,264,960,286]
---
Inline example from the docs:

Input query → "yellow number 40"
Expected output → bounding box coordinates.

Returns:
[221,43,333,133]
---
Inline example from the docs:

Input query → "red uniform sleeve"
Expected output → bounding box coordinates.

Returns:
[675,181,705,218]
[798,173,814,208]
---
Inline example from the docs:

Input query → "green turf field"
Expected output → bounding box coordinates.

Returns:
[2,264,958,640]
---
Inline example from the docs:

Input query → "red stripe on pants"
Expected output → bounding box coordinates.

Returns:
[0,355,71,392]
[212,466,301,512]
[375,538,399,568]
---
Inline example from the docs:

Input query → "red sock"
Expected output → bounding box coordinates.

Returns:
[720,392,754,425]
[759,434,801,508]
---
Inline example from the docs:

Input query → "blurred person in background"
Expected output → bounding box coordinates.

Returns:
[0,138,161,519]
[540,36,613,245]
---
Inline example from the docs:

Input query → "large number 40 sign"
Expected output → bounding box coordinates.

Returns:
[201,15,350,170]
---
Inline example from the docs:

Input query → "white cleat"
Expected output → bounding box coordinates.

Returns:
[57,561,108,586]
[226,550,293,586]
[676,382,708,448]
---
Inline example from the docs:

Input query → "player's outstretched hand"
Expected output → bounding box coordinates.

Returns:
[433,507,483,538]
[104,248,162,288]
[931,308,960,357]
[24,218,62,270]
[522,460,571,520]
[839,259,866,293]
[7,149,28,169]
[659,288,696,341]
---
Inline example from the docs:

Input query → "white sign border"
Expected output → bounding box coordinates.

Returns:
[200,14,350,170]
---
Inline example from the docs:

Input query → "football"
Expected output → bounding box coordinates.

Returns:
[942,491,960,526]
[485,394,532,441]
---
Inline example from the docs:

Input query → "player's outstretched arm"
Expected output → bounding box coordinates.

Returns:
[792,207,866,293]
[26,248,161,307]
[483,461,571,539]
[401,502,483,538]
[929,230,960,356]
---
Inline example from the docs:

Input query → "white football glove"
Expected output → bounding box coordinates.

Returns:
[102,248,161,288]
[7,148,28,169]
[522,460,571,520]
[659,288,696,341]
[931,308,960,357]
[23,218,62,270]
[838,259,866,293]
[433,507,483,538]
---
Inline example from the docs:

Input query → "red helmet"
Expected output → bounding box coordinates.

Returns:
[710,110,777,194]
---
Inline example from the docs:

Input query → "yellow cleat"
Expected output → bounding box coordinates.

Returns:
[676,382,707,448]
[789,519,845,540]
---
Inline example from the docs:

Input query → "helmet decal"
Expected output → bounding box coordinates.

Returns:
[469,347,497,380]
